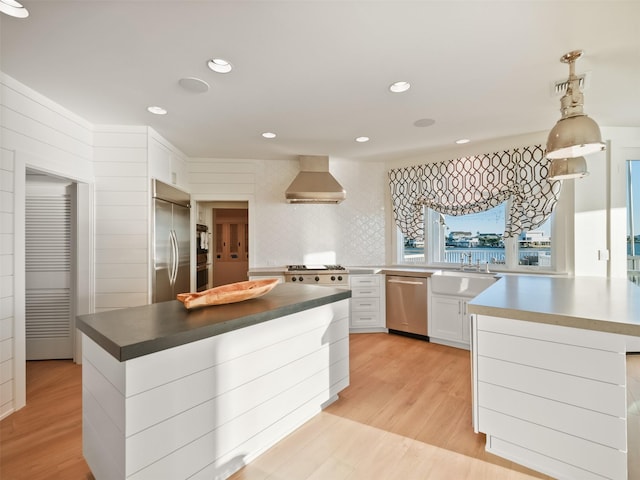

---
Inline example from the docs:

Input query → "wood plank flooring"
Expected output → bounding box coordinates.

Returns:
[230,333,550,480]
[0,360,93,480]
[2,334,637,479]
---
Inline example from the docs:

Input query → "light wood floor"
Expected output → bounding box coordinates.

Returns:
[0,360,93,480]
[230,333,550,480]
[1,335,637,479]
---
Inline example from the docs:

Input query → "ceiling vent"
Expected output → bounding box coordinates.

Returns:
[285,155,346,204]
[552,72,589,96]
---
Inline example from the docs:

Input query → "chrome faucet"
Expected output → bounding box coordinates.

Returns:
[459,253,474,271]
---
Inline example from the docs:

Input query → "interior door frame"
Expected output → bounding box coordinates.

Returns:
[191,193,255,290]
[13,152,94,409]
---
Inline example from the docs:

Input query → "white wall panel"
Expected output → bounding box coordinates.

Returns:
[95,263,148,279]
[95,206,147,221]
[1,76,92,145]
[95,293,148,311]
[0,149,14,419]
[2,72,94,414]
[94,177,147,192]
[95,279,147,294]
[95,234,147,250]
[94,130,148,148]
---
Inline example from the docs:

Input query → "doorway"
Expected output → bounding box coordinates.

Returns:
[212,207,249,286]
[25,171,76,360]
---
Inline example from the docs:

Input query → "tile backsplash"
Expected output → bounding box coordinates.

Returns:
[253,158,386,267]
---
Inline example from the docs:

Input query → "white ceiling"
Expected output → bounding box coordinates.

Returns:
[1,1,639,162]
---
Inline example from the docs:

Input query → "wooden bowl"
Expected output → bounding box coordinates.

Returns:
[176,278,279,310]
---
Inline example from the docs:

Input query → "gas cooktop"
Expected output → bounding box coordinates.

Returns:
[286,264,347,272]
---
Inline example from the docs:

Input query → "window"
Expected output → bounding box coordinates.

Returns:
[400,202,554,271]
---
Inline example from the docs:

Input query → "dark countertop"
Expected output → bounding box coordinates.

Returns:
[77,284,351,362]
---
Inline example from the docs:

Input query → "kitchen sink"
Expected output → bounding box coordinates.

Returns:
[431,270,498,297]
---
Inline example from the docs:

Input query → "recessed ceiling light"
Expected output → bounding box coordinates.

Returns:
[147,106,167,115]
[355,136,370,143]
[262,132,276,139]
[207,58,233,74]
[455,138,471,144]
[0,0,29,18]
[178,77,209,93]
[413,118,435,128]
[389,81,410,93]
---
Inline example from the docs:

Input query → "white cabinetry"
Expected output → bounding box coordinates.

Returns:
[349,275,386,333]
[430,295,469,345]
[148,131,188,190]
[472,314,628,480]
[430,295,471,349]
[82,300,350,480]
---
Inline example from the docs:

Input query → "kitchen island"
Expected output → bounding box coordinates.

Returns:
[468,275,640,480]
[76,284,351,480]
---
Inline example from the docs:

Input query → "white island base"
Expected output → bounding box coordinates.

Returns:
[82,299,349,480]
[472,314,639,480]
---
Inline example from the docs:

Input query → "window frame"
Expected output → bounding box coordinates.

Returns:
[396,197,570,274]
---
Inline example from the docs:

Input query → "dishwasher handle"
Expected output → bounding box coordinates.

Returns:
[387,279,425,286]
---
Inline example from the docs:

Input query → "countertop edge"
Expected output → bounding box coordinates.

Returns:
[467,303,640,337]
[78,288,351,362]
[468,276,640,338]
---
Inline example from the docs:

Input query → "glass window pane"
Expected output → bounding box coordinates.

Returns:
[402,236,425,264]
[517,218,551,267]
[442,204,506,266]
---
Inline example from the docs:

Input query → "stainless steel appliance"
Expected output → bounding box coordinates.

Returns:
[196,223,209,292]
[152,179,191,302]
[284,265,349,286]
[385,275,428,338]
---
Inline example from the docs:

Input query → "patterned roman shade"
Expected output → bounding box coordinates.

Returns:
[389,145,562,240]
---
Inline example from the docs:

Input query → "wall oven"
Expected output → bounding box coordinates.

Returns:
[196,224,209,291]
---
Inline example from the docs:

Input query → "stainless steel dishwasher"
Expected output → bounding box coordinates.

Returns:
[385,275,428,337]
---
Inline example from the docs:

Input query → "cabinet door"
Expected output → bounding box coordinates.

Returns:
[461,300,471,344]
[430,295,463,341]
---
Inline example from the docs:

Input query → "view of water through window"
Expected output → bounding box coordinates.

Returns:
[403,203,552,268]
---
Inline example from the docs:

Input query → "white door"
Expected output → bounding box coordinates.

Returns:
[25,176,73,360]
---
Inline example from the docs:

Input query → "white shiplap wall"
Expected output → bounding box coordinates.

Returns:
[0,73,93,417]
[93,127,150,312]
[188,157,386,267]
[0,149,15,419]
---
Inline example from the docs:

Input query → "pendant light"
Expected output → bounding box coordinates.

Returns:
[546,50,605,161]
[547,157,589,180]
[0,0,29,18]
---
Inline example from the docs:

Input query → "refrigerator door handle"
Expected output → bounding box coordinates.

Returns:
[169,230,178,286]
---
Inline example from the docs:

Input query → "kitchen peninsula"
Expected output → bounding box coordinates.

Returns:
[469,275,640,480]
[76,284,351,480]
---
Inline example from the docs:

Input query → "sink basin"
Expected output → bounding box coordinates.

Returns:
[438,270,497,278]
[431,270,498,297]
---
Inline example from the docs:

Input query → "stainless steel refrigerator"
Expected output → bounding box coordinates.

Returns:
[152,179,191,302]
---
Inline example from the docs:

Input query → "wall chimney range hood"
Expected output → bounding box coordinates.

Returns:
[285,155,346,204]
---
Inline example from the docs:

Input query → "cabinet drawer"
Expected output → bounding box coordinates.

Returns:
[350,275,380,288]
[350,311,382,328]
[351,297,380,312]
[351,286,380,298]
